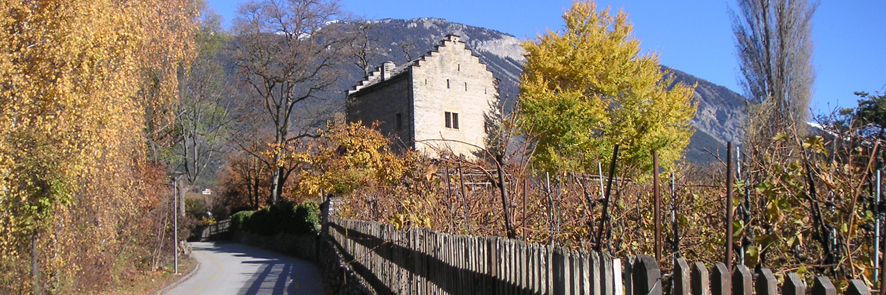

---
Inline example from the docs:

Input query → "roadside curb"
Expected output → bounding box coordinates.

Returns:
[151,258,201,295]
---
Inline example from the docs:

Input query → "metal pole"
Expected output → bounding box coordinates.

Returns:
[726,142,734,269]
[653,151,661,262]
[173,177,179,275]
[546,172,554,246]
[876,169,881,287]
[596,145,619,251]
[671,171,677,257]
[737,146,745,266]
[599,162,604,197]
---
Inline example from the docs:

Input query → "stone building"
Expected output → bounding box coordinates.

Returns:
[346,34,498,157]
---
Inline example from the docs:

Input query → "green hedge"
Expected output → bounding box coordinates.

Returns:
[231,200,320,236]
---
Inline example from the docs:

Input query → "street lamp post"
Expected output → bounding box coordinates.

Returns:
[172,173,183,275]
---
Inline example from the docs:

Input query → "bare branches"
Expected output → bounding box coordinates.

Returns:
[230,0,357,204]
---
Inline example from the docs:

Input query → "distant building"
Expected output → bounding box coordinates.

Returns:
[346,34,498,157]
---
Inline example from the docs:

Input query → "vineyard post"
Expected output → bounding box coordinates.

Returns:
[654,150,661,262]
[726,142,734,269]
[597,145,619,251]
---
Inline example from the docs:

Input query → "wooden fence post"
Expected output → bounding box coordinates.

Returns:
[691,262,710,295]
[755,268,777,295]
[590,251,601,295]
[732,265,752,295]
[632,255,661,295]
[711,263,730,295]
[846,280,872,295]
[602,252,614,295]
[623,256,635,295]
[783,273,806,295]
[812,276,836,295]
[613,258,623,295]
[580,250,590,295]
[674,258,690,295]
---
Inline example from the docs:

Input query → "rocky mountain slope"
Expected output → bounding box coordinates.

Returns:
[347,18,746,163]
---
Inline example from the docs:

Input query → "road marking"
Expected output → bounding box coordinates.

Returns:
[191,285,203,293]
[209,274,217,280]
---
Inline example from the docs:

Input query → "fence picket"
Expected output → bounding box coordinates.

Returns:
[732,265,752,295]
[783,273,806,295]
[632,255,661,295]
[710,263,730,295]
[613,259,623,295]
[846,280,871,295]
[812,276,837,295]
[674,258,690,295]
[753,268,775,295]
[690,262,710,295]
[602,252,614,295]
[323,217,874,295]
[623,256,635,295]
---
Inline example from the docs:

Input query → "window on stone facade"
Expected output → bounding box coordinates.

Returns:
[445,112,459,129]
[464,82,467,91]
[446,79,450,89]
[395,113,402,130]
[458,64,460,71]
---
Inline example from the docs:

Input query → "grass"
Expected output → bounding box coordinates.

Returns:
[95,258,198,295]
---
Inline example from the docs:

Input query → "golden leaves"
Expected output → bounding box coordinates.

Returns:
[518,0,696,177]
[0,0,197,291]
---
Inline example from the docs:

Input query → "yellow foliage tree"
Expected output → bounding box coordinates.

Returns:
[288,122,411,199]
[0,0,196,292]
[518,0,696,177]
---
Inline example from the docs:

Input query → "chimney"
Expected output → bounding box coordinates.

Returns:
[446,34,460,42]
[380,61,394,81]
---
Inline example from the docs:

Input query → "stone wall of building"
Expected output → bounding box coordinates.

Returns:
[346,71,414,150]
[411,35,497,157]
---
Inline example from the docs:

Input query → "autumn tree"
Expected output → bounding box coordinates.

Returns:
[231,0,355,205]
[0,0,197,292]
[518,0,696,177]
[288,122,409,199]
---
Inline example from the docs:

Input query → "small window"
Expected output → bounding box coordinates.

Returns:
[452,113,459,129]
[445,112,459,129]
[446,79,450,89]
[464,82,468,91]
[395,113,402,130]
[424,79,427,85]
[458,64,461,71]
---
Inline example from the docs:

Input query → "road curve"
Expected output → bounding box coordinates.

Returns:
[162,242,323,295]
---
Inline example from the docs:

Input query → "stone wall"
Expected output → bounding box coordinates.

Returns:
[346,72,414,151]
[411,34,497,157]
[346,34,498,158]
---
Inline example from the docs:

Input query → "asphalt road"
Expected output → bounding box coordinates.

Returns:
[163,242,323,295]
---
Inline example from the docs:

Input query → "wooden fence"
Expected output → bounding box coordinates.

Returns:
[327,216,872,295]
[194,219,230,241]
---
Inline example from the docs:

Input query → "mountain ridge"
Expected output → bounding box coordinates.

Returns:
[349,18,746,163]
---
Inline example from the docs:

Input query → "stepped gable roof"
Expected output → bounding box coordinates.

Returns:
[348,34,487,95]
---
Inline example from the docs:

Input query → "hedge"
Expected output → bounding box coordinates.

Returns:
[231,200,321,236]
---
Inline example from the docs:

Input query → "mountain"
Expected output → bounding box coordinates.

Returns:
[344,18,747,163]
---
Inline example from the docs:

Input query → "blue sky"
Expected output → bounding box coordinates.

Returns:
[207,0,886,115]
